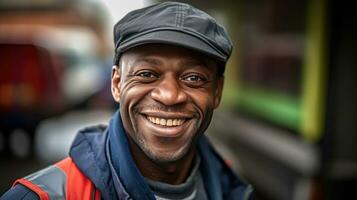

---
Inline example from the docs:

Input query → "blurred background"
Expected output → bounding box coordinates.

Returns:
[0,0,356,199]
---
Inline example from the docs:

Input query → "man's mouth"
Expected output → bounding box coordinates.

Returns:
[140,112,194,138]
[147,116,185,127]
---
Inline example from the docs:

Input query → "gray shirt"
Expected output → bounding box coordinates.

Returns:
[146,155,207,200]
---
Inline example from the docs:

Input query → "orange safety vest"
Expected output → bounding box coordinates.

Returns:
[13,157,101,200]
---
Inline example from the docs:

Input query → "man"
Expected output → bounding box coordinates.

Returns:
[1,2,254,200]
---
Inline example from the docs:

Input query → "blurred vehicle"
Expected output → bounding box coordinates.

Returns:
[0,1,112,158]
[0,28,62,157]
[0,25,110,158]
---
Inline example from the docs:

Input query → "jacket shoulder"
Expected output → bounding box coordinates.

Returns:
[210,145,254,200]
[198,136,254,200]
[11,158,69,200]
[8,157,99,200]
[71,124,107,147]
[0,184,39,200]
[69,124,115,200]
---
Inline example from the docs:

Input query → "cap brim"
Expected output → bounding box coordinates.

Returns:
[117,30,227,62]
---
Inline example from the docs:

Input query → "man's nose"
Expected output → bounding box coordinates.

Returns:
[150,75,188,106]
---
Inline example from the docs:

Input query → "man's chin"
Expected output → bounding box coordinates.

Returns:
[143,146,190,164]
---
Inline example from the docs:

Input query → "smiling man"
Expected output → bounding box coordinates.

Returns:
[114,44,224,187]
[1,2,253,200]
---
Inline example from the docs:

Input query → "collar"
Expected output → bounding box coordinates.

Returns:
[108,110,156,200]
[107,110,222,200]
[145,154,201,199]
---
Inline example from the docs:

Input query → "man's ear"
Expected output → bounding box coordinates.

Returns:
[111,65,121,103]
[214,76,224,109]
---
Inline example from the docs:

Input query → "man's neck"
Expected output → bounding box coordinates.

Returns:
[128,139,196,185]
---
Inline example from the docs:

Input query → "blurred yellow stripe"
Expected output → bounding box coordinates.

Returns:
[301,0,328,142]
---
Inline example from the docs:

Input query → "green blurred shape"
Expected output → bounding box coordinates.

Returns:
[236,86,301,131]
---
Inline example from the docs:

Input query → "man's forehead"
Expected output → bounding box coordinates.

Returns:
[120,44,218,67]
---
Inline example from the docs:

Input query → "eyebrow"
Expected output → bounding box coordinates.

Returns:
[181,59,207,67]
[131,57,162,67]
[129,56,214,72]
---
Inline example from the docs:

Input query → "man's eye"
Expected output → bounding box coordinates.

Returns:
[183,75,204,82]
[134,71,158,82]
[137,71,156,78]
[181,74,207,87]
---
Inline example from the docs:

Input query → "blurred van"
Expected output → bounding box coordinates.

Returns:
[0,25,111,157]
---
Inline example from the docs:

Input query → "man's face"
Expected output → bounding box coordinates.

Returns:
[111,44,223,163]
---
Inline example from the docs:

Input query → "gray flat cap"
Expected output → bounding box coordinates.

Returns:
[113,1,233,68]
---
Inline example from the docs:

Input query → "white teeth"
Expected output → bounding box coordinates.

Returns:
[147,116,185,126]
[160,119,165,125]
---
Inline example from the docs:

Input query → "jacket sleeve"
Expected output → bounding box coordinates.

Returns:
[0,184,40,200]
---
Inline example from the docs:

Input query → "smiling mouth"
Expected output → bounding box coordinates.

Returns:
[146,116,186,127]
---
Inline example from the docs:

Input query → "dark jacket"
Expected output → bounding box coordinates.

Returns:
[1,111,254,200]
